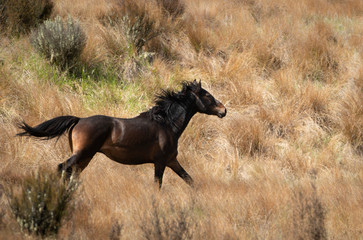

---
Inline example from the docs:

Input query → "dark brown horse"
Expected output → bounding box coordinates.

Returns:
[17,80,226,188]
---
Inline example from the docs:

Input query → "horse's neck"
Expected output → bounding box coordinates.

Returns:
[168,102,196,138]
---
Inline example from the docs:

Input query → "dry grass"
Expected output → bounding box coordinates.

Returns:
[1,0,363,239]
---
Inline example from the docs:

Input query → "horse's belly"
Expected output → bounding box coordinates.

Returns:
[100,146,155,165]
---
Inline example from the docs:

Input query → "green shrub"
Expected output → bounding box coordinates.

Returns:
[6,170,80,238]
[1,0,53,34]
[30,16,87,69]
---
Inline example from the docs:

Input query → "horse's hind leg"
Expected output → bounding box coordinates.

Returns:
[58,116,111,179]
[154,163,166,189]
[58,150,96,178]
[58,155,77,178]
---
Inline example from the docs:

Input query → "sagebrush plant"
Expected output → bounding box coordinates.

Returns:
[30,16,86,69]
[6,170,80,237]
[1,0,53,34]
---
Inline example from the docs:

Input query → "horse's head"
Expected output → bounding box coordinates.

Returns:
[189,80,227,118]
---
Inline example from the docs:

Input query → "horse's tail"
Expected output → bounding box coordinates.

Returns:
[17,116,80,140]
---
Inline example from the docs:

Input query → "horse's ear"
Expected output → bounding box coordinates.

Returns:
[193,79,201,92]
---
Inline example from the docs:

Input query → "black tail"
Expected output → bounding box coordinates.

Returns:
[17,116,80,140]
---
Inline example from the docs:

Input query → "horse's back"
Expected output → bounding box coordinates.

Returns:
[74,115,114,134]
[110,116,167,147]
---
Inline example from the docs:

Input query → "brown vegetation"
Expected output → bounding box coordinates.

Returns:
[1,0,363,239]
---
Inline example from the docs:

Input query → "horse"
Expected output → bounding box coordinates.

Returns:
[17,80,227,188]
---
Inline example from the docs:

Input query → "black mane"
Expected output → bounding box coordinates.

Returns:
[140,81,198,125]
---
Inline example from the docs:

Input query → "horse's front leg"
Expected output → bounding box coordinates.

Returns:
[167,159,194,186]
[154,163,166,189]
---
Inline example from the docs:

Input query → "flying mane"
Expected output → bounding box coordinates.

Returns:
[139,81,198,125]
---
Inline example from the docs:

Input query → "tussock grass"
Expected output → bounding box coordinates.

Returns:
[1,0,363,239]
[1,0,53,34]
[338,74,363,153]
[226,114,269,157]
[291,182,327,240]
[139,198,198,240]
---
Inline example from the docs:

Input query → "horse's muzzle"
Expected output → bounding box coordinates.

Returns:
[213,100,227,118]
[217,108,227,118]
[216,105,227,118]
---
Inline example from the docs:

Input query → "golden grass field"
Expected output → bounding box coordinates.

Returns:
[1,0,363,239]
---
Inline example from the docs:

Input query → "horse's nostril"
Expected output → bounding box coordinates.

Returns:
[217,108,227,118]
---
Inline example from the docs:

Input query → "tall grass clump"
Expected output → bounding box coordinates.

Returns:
[100,18,153,82]
[1,0,53,34]
[30,16,86,70]
[292,183,327,240]
[119,14,157,79]
[6,170,80,238]
[99,0,171,81]
[156,0,185,19]
[338,83,363,153]
[226,115,268,157]
[109,221,123,240]
[296,21,339,83]
[98,0,185,81]
[0,0,5,32]
[140,199,197,240]
[120,13,159,56]
[0,184,5,229]
[109,0,163,55]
